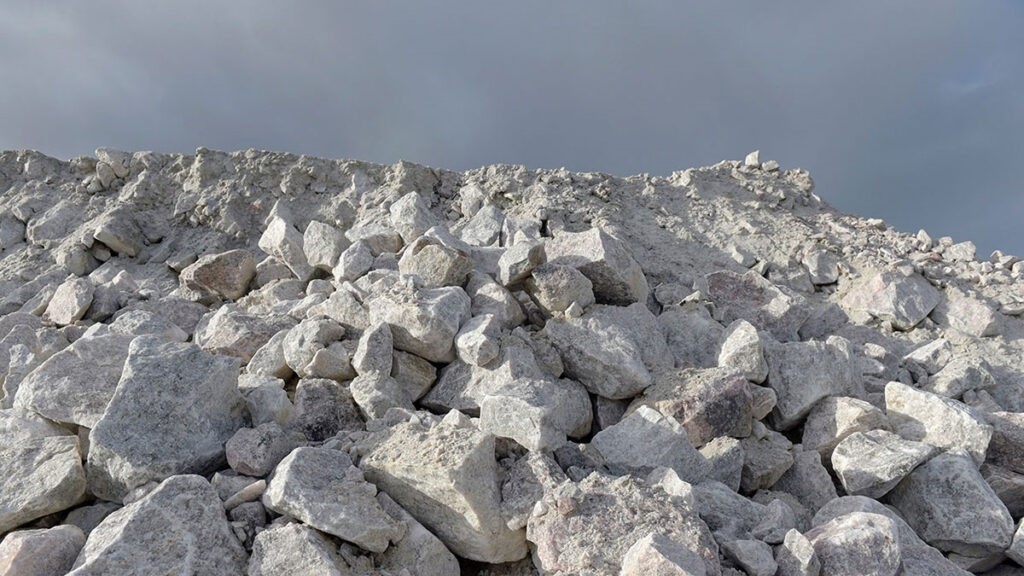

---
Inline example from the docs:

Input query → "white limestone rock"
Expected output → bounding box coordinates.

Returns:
[697,270,809,342]
[719,539,776,576]
[375,492,461,576]
[67,475,247,575]
[455,313,502,366]
[43,277,94,326]
[545,227,649,305]
[398,235,473,288]
[717,319,767,383]
[366,278,471,363]
[888,450,1014,556]
[0,436,86,533]
[87,337,247,501]
[178,248,257,302]
[357,413,528,563]
[225,422,303,477]
[479,377,592,451]
[0,524,85,576]
[352,321,393,375]
[466,270,527,328]
[840,269,941,330]
[805,512,902,576]
[591,406,710,483]
[885,381,993,465]
[259,215,315,281]
[802,250,839,285]
[801,396,889,459]
[282,317,348,378]
[620,532,709,576]
[764,336,855,430]
[333,239,374,282]
[349,372,414,420]
[263,447,404,553]
[303,220,350,271]
[498,240,545,286]
[831,429,938,498]
[775,529,819,576]
[249,523,353,576]
[194,304,296,362]
[389,191,436,244]
[932,293,1000,337]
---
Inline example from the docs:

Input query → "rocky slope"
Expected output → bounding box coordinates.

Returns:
[1,147,1023,575]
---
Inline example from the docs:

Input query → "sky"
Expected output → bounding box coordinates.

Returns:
[1,2,1022,256]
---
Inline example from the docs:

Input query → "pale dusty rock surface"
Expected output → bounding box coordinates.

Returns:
[2,149,1024,574]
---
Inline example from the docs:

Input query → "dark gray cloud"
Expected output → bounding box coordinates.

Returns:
[1,1,1021,255]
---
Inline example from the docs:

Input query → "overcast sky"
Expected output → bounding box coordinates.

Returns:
[1,2,1021,255]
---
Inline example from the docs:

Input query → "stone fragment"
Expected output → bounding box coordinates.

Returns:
[226,422,302,477]
[527,473,720,576]
[805,512,902,576]
[282,317,348,378]
[902,338,952,376]
[498,240,544,286]
[885,381,992,465]
[699,437,744,492]
[349,372,414,420]
[945,240,977,262]
[802,250,839,285]
[466,271,527,328]
[739,425,794,493]
[264,447,404,553]
[1006,520,1024,567]
[352,321,393,375]
[658,303,725,369]
[888,450,1013,556]
[591,406,709,483]
[716,319,767,383]
[933,294,1000,337]
[346,221,403,255]
[222,479,266,511]
[620,532,709,576]
[290,378,362,441]
[333,239,374,282]
[840,269,941,330]
[631,367,752,448]
[389,191,436,244]
[523,263,594,318]
[43,277,94,325]
[698,270,809,342]
[775,529,819,576]
[366,279,471,363]
[376,492,461,576]
[108,309,189,342]
[68,475,247,575]
[831,429,937,498]
[770,447,837,513]
[248,523,351,576]
[259,215,315,281]
[390,349,436,401]
[460,204,504,246]
[358,414,528,562]
[178,249,256,302]
[0,524,85,576]
[982,464,1024,518]
[719,539,776,576]
[92,210,141,257]
[0,436,86,533]
[398,236,473,288]
[546,303,671,399]
[691,480,767,539]
[14,333,133,428]
[194,305,295,362]
[922,356,996,398]
[984,411,1024,475]
[87,337,247,501]
[0,407,69,444]
[455,313,502,366]
[764,336,855,430]
[545,227,649,305]
[480,377,591,451]
[303,220,350,271]
[801,396,889,459]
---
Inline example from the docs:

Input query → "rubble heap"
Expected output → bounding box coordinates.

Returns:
[1,147,1024,575]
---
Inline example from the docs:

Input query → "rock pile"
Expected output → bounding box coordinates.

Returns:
[1,147,1024,575]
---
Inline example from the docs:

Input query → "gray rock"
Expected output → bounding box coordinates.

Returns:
[629,367,752,448]
[390,349,436,401]
[333,239,374,283]
[545,227,649,305]
[366,279,471,363]
[43,277,94,326]
[620,532,709,576]
[658,303,725,369]
[194,304,295,362]
[802,250,839,285]
[289,378,362,441]
[179,249,256,302]
[717,319,767,383]
[770,447,837,513]
[1006,519,1024,567]
[691,480,767,539]
[802,396,890,459]
[501,452,568,531]
[922,356,996,398]
[14,333,133,428]
[226,422,303,477]
[546,303,672,399]
[352,321,393,375]
[1,436,85,534]
[982,464,1024,518]
[263,447,404,553]
[805,512,902,576]
[885,381,993,465]
[699,437,744,492]
[282,317,348,378]
[739,425,794,493]
[108,309,189,342]
[0,407,69,443]
[249,523,352,576]
[591,406,710,483]
[0,524,85,576]
[527,472,720,576]
[67,475,247,575]
[358,412,528,562]
[349,372,414,420]
[888,450,1013,556]
[831,429,937,498]
[479,377,591,451]
[719,538,776,576]
[698,270,809,342]
[902,338,952,376]
[840,269,941,330]
[459,204,504,247]
[375,492,461,576]
[775,529,820,576]
[259,215,315,281]
[87,337,247,501]
[764,336,855,430]
[524,263,595,317]
[982,411,1024,475]
[303,220,350,271]
[63,502,122,536]
[239,374,292,427]
[932,293,1000,337]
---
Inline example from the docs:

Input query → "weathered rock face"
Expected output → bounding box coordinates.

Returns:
[2,149,1024,574]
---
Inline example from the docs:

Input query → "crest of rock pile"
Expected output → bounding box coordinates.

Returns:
[1,147,1024,575]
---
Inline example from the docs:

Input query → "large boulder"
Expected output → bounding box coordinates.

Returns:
[0,524,85,576]
[366,277,471,363]
[178,248,256,302]
[591,406,710,483]
[0,436,86,533]
[67,475,247,575]
[87,337,247,501]
[805,512,902,576]
[544,227,648,305]
[357,412,527,563]
[830,429,937,498]
[764,336,855,430]
[698,270,809,342]
[840,269,941,330]
[885,381,992,465]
